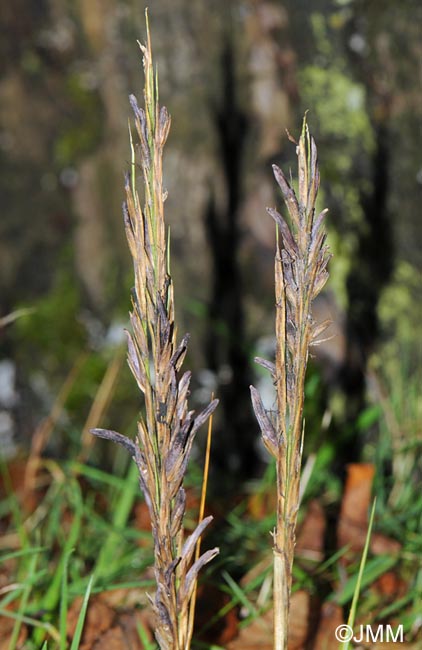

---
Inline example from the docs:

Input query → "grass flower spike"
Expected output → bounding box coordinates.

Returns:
[91,17,219,650]
[250,117,331,650]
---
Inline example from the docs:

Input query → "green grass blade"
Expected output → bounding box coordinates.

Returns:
[33,482,83,647]
[68,461,129,490]
[0,608,60,641]
[341,497,376,650]
[70,574,94,650]
[94,461,139,580]
[315,545,350,575]
[376,592,413,620]
[60,550,72,650]
[334,554,396,606]
[0,547,47,564]
[198,565,272,637]
[9,551,38,650]
[136,618,157,649]
[39,483,83,612]
[222,570,259,620]
[89,579,154,595]
[0,569,49,611]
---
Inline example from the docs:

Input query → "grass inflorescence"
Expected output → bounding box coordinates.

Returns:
[250,116,331,650]
[90,15,219,650]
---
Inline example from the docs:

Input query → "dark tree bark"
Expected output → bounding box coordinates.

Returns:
[341,122,393,461]
[205,39,258,484]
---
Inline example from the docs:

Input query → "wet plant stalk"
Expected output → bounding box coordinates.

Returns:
[91,15,218,650]
[250,117,331,650]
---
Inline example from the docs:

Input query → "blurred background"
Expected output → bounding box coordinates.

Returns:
[1,2,422,645]
[0,0,421,494]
